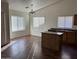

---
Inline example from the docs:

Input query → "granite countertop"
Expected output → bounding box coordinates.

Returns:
[42,31,63,35]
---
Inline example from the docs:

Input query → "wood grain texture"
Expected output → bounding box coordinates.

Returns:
[2,36,77,59]
[42,32,63,51]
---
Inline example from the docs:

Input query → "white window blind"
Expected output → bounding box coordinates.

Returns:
[65,16,73,28]
[33,17,45,27]
[58,16,73,28]
[58,17,65,28]
[11,16,25,32]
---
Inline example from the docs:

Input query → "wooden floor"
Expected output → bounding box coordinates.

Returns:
[1,36,77,59]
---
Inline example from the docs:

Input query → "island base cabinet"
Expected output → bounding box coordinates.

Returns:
[42,33,63,52]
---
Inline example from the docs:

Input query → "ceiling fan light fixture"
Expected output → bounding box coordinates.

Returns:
[25,4,35,14]
[30,11,35,14]
[25,6,29,9]
[30,9,35,14]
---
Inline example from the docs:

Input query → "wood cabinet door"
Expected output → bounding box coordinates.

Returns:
[42,33,61,51]
[66,31,76,44]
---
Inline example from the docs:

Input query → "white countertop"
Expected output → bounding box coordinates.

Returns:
[42,31,63,35]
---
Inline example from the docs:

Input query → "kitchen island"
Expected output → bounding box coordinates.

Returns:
[42,31,63,52]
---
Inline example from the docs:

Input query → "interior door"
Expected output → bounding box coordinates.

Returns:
[1,12,6,46]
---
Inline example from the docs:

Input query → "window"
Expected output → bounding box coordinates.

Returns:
[33,17,45,27]
[57,16,73,28]
[58,17,65,28]
[11,16,25,32]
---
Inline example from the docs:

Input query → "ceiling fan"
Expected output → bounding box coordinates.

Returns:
[25,4,35,14]
[25,0,64,14]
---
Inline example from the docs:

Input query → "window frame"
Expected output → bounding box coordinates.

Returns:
[57,16,73,28]
[11,16,25,32]
[33,17,45,28]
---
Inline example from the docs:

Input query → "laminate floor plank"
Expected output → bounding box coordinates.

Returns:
[1,36,77,59]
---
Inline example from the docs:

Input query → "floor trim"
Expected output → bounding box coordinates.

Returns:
[11,35,31,40]
[1,41,16,52]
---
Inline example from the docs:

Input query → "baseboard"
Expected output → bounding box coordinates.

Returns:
[1,41,16,52]
[31,35,41,38]
[63,42,77,48]
[10,34,31,40]
[1,43,9,48]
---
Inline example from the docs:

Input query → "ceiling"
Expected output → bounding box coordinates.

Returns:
[7,0,60,12]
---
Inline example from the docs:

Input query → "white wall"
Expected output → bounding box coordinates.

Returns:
[9,10,30,39]
[30,0,77,37]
